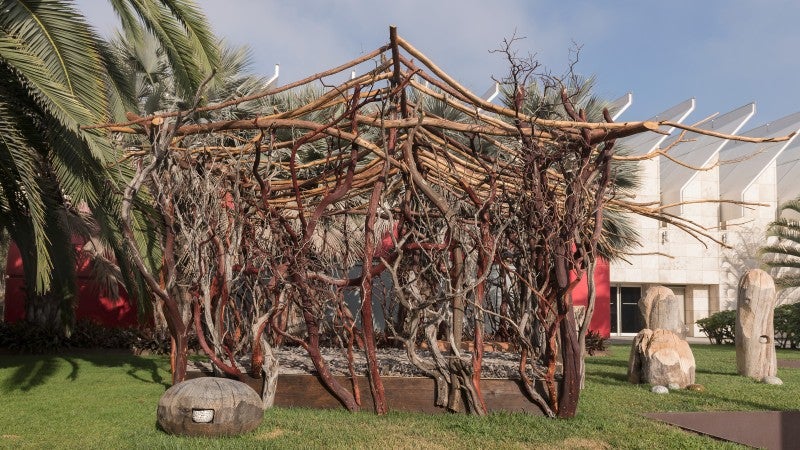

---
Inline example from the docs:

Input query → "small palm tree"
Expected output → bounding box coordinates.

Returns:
[762,199,800,289]
[0,0,219,331]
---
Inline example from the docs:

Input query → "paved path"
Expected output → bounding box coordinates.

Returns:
[608,335,711,346]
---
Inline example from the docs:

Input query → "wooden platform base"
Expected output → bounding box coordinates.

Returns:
[186,371,548,414]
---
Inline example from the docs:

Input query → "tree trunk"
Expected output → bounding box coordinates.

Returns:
[450,246,466,346]
[170,333,189,384]
[298,285,359,411]
[25,290,74,336]
[557,305,581,418]
[258,335,279,408]
[578,259,597,389]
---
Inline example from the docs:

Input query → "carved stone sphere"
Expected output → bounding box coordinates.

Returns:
[157,377,264,437]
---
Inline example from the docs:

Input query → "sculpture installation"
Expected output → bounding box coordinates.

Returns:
[89,27,791,417]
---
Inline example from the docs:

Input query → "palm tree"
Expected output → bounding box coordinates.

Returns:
[762,199,800,289]
[0,0,219,332]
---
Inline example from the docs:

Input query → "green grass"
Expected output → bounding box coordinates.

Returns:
[0,345,798,449]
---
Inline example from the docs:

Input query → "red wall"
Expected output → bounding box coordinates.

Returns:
[3,230,610,334]
[570,259,611,338]
[4,241,139,328]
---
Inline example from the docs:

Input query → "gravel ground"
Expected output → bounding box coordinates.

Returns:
[193,346,530,379]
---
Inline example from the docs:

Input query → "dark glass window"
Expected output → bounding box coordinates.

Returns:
[610,286,642,334]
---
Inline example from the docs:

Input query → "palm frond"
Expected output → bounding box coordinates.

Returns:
[123,0,218,100]
[0,98,51,290]
[761,199,800,289]
[0,36,112,160]
[1,0,110,121]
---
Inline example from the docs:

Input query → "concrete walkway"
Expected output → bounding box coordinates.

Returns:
[607,335,712,346]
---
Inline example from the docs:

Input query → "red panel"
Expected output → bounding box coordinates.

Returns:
[3,277,25,322]
[4,241,140,328]
[74,280,139,327]
[570,259,611,338]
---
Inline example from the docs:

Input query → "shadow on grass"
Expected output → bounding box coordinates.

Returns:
[585,358,628,368]
[646,386,790,412]
[80,353,169,388]
[0,357,61,392]
[695,368,738,376]
[586,370,628,384]
[0,351,169,393]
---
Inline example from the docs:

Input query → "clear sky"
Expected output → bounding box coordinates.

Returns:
[77,0,799,128]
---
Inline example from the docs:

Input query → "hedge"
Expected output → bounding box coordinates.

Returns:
[696,303,800,348]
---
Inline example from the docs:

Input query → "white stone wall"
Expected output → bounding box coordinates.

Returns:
[720,161,780,309]
[609,107,800,336]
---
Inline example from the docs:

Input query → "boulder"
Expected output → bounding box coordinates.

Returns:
[736,269,778,380]
[638,286,685,338]
[157,377,264,437]
[628,329,695,388]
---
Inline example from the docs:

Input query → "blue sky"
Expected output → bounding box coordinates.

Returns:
[78,0,799,127]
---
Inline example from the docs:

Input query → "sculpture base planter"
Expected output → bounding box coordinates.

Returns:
[184,371,552,415]
[275,374,549,414]
[157,377,264,437]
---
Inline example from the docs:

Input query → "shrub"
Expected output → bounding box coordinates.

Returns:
[584,330,607,355]
[774,303,800,349]
[0,320,200,354]
[0,321,67,353]
[696,310,736,345]
[697,305,800,348]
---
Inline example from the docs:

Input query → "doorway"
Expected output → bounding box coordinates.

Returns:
[610,286,642,335]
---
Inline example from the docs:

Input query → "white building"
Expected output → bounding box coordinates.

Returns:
[609,98,800,336]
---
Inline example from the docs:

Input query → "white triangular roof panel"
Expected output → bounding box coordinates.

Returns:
[777,139,800,205]
[608,93,633,121]
[660,103,755,209]
[617,98,695,156]
[719,112,800,220]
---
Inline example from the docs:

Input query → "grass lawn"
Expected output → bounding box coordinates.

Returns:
[1,345,798,449]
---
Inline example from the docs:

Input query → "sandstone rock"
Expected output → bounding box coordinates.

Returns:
[686,384,706,392]
[628,329,695,388]
[762,376,783,385]
[736,269,778,380]
[638,286,685,338]
[651,385,669,394]
[667,383,680,390]
[157,377,264,437]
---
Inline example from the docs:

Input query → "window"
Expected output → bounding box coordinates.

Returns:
[610,286,642,335]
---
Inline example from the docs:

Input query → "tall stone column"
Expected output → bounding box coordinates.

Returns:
[735,269,778,380]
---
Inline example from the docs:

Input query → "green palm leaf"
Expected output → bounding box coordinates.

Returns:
[0,99,51,290]
[0,36,112,161]
[0,0,110,120]
[761,200,800,288]
[121,0,218,99]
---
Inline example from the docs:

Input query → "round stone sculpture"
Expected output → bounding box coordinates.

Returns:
[157,377,264,437]
[628,329,695,388]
